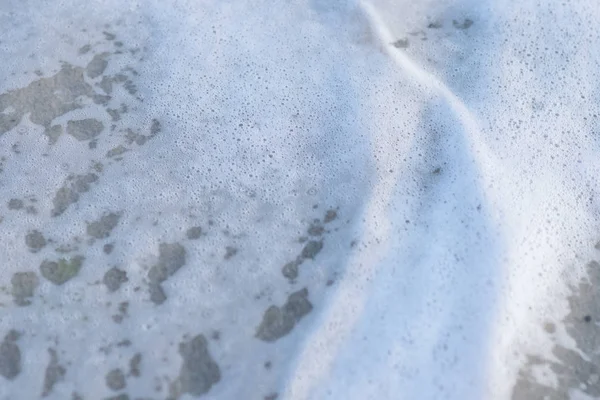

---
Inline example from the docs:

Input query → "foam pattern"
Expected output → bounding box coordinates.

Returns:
[1,0,600,399]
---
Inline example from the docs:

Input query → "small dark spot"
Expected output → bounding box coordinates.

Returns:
[282,260,300,281]
[105,368,126,391]
[453,18,473,30]
[392,38,409,49]
[0,330,21,380]
[265,394,278,400]
[255,288,313,342]
[103,267,128,293]
[11,271,39,306]
[432,167,441,174]
[584,315,592,323]
[324,209,337,223]
[427,21,442,29]
[103,243,114,254]
[186,226,203,240]
[87,212,122,239]
[42,349,66,397]
[301,241,323,260]
[264,361,271,370]
[103,31,116,40]
[78,44,91,54]
[129,353,142,377]
[40,256,84,285]
[307,224,324,236]
[224,246,237,260]
[326,279,334,286]
[25,230,47,252]
[7,199,23,210]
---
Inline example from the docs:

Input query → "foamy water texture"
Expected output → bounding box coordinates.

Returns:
[1,0,600,399]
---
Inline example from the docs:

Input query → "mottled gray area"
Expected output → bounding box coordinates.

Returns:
[11,271,39,306]
[40,256,84,285]
[186,226,202,240]
[174,334,221,397]
[392,38,409,49]
[0,64,93,140]
[105,395,129,400]
[148,243,186,305]
[106,145,128,158]
[52,173,99,217]
[87,212,121,239]
[301,240,323,260]
[103,267,128,292]
[256,288,313,342]
[7,199,23,210]
[224,246,237,260]
[129,353,141,377]
[282,260,300,281]
[66,119,104,141]
[103,243,115,254]
[513,260,600,399]
[453,18,473,30]
[86,52,109,79]
[78,44,91,54]
[42,349,66,397]
[25,229,47,252]
[323,209,337,223]
[0,331,21,380]
[105,368,126,391]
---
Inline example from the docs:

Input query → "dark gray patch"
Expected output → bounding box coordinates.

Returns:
[307,224,324,236]
[103,31,116,41]
[282,260,300,281]
[256,288,313,342]
[72,392,84,400]
[148,243,186,305]
[107,108,121,121]
[105,368,126,391]
[129,353,141,377]
[0,64,94,140]
[186,226,202,240]
[87,212,121,239]
[25,205,38,215]
[103,267,128,292]
[149,284,167,305]
[103,243,114,254]
[224,246,237,260]
[78,44,92,54]
[0,330,21,380]
[67,119,104,141]
[47,125,63,143]
[453,18,473,30]
[52,173,99,217]
[324,209,337,223]
[301,240,323,260]
[427,21,442,29]
[124,80,137,95]
[7,199,23,210]
[150,119,161,136]
[25,229,47,252]
[265,394,278,400]
[86,53,109,79]
[42,348,66,397]
[93,94,111,105]
[392,38,409,49]
[99,76,113,94]
[40,256,84,285]
[105,395,129,400]
[175,334,221,397]
[11,271,39,306]
[106,145,128,158]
